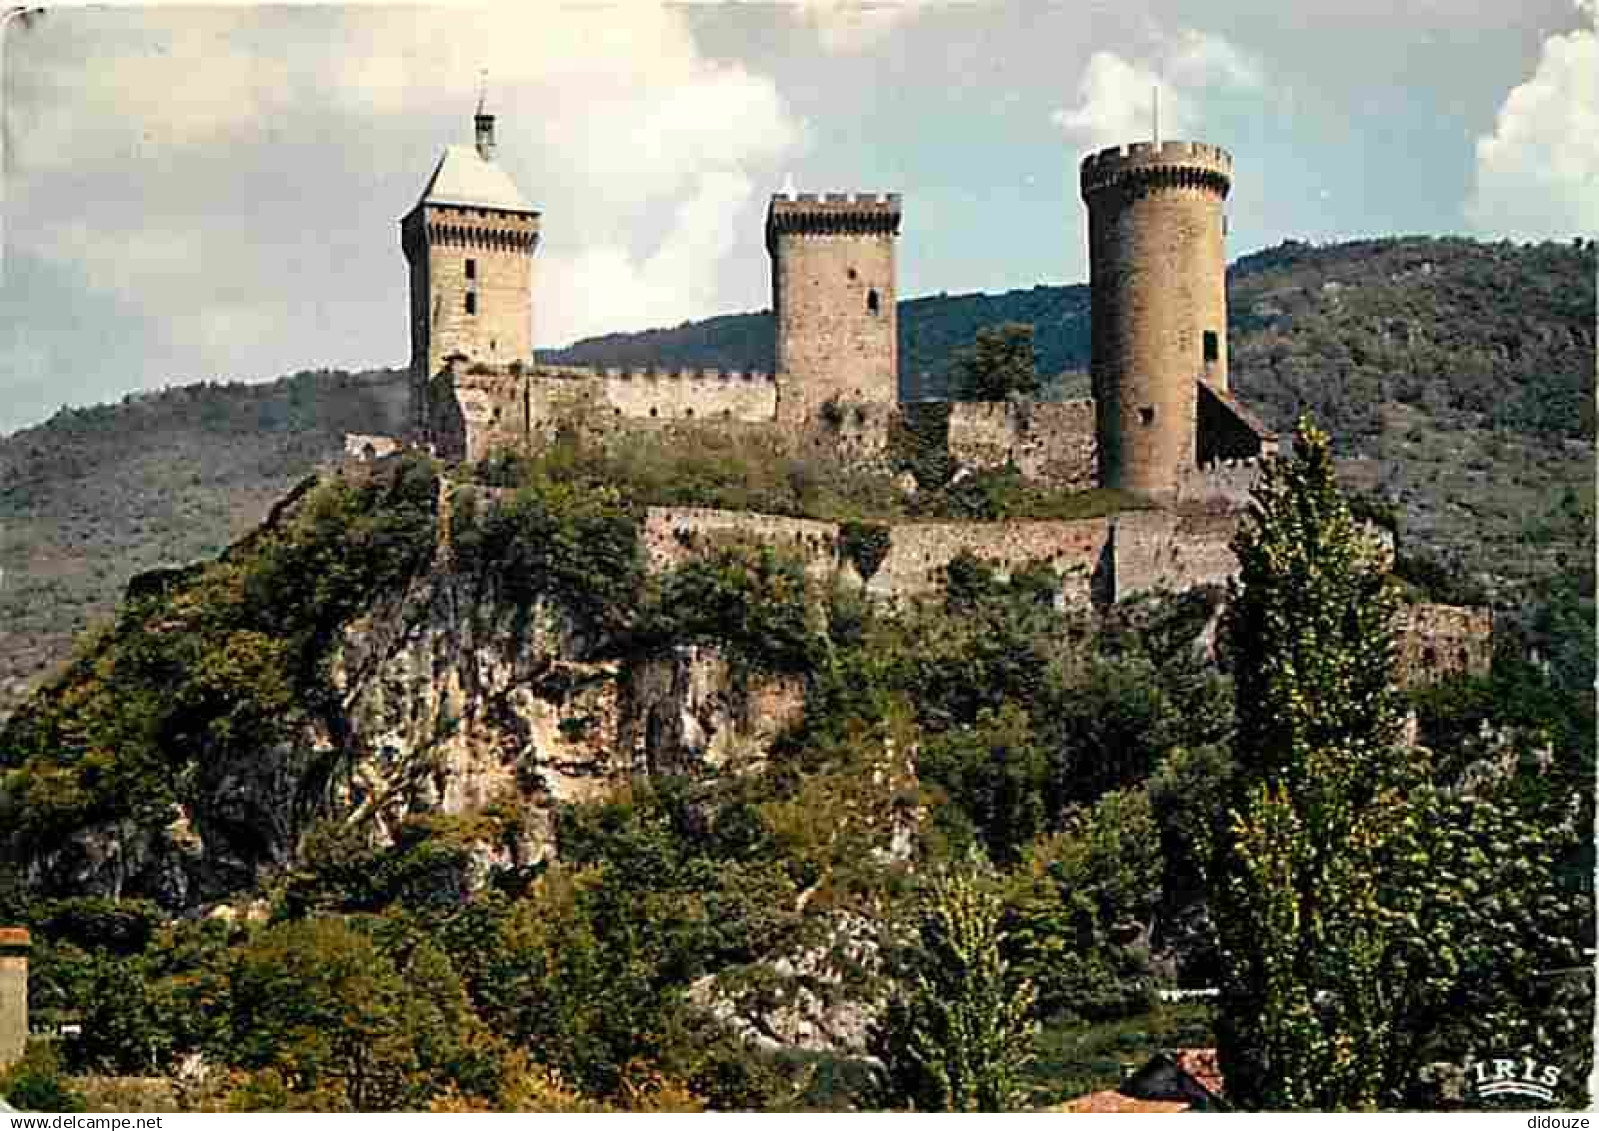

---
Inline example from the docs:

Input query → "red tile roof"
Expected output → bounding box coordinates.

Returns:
[1175,1047,1224,1097]
[1059,1090,1190,1113]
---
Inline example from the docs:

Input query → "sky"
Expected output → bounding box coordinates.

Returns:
[0,0,1594,435]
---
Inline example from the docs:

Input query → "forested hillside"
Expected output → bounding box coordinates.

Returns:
[0,370,408,715]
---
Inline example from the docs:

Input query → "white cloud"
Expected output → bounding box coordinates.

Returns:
[7,4,804,353]
[540,170,757,344]
[1051,28,1264,156]
[794,0,920,54]
[1466,3,1599,239]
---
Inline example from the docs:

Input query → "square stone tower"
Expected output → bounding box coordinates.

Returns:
[766,193,902,420]
[402,105,540,440]
[0,928,28,1068]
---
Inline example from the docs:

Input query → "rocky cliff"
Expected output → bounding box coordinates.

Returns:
[0,454,805,912]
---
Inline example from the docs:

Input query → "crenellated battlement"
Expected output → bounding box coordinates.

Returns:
[599,366,776,385]
[766,192,902,245]
[1080,140,1232,199]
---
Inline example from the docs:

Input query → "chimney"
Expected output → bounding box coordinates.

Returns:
[0,928,28,1068]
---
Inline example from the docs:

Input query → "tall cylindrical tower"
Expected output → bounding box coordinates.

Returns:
[1081,141,1232,498]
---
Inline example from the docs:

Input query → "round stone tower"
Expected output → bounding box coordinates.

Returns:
[1080,140,1232,498]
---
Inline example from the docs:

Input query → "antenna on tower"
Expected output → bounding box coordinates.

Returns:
[1152,84,1160,146]
[476,67,488,116]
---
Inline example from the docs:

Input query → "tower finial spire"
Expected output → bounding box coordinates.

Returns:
[474,70,496,160]
[1152,83,1160,146]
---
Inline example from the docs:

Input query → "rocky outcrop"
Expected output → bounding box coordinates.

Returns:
[17,555,810,911]
[618,645,806,777]
[688,912,885,1058]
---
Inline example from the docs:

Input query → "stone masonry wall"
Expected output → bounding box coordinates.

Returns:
[642,508,847,584]
[869,518,1112,606]
[600,367,779,424]
[1176,459,1265,509]
[1083,142,1232,496]
[416,205,539,378]
[1109,510,1241,601]
[946,400,1097,489]
[644,507,1114,607]
[769,194,901,420]
[1396,603,1493,685]
[0,927,26,1068]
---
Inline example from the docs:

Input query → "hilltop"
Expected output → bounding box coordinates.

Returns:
[0,236,1592,718]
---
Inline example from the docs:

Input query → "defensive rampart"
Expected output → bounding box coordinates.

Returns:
[946,400,1097,489]
[1108,510,1241,601]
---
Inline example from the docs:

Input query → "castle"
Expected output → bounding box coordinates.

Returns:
[373,104,1487,687]
[401,105,1276,497]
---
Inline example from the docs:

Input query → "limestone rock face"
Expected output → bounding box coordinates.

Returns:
[618,645,806,777]
[687,912,885,1059]
[22,564,806,911]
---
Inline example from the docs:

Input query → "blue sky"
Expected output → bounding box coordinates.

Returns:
[0,0,1594,435]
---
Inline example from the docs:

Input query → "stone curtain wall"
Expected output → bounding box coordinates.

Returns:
[0,927,26,1068]
[1109,510,1241,601]
[1176,459,1265,510]
[869,518,1113,606]
[440,368,528,463]
[642,508,848,584]
[947,400,1097,489]
[1396,603,1493,684]
[601,368,779,424]
[643,507,1114,607]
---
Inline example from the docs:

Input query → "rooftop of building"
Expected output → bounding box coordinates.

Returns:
[413,143,534,214]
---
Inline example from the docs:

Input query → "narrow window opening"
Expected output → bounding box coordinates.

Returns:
[685,407,694,418]
[465,292,477,315]
[867,288,880,315]
[1203,330,1219,363]
[847,267,858,280]
[649,406,658,418]
[1138,406,1156,425]
[465,258,477,280]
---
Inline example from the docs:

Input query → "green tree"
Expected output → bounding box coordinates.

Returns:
[1212,415,1412,1110]
[227,917,424,1111]
[952,323,1040,401]
[1004,788,1162,1021]
[874,871,1038,1111]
